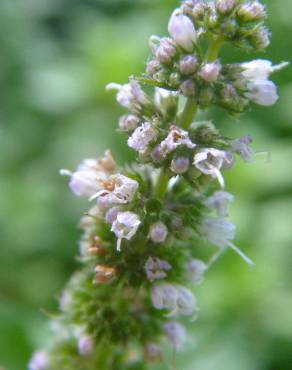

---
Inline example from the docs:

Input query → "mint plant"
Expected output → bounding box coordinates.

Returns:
[28,1,287,369]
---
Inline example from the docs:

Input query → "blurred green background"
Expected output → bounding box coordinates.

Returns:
[0,0,291,369]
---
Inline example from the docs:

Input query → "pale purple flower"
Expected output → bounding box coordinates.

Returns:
[151,283,178,312]
[231,135,254,162]
[186,259,207,283]
[168,9,197,52]
[215,0,236,14]
[60,159,107,198]
[199,62,221,83]
[205,191,234,217]
[92,174,138,205]
[106,80,148,112]
[200,217,254,266]
[193,148,233,188]
[241,60,288,106]
[160,125,196,157]
[105,207,119,224]
[149,222,168,243]
[60,151,116,198]
[176,286,197,316]
[164,322,186,351]
[111,211,141,251]
[78,335,94,356]
[118,114,140,132]
[200,217,236,249]
[170,156,190,174]
[237,1,266,21]
[28,351,48,370]
[128,122,157,152]
[152,283,197,316]
[145,256,172,282]
[245,80,278,106]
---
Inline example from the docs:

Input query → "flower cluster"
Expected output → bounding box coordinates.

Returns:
[29,1,287,369]
[144,0,287,113]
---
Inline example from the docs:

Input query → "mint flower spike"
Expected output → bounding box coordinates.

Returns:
[31,1,286,368]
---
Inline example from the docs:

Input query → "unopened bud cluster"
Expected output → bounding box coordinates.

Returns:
[29,1,287,369]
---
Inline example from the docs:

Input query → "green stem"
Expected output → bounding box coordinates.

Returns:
[205,35,223,62]
[154,170,170,199]
[180,97,197,130]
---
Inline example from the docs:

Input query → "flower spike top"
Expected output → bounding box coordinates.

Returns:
[30,1,288,369]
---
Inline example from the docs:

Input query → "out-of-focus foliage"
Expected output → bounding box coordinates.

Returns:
[0,1,291,369]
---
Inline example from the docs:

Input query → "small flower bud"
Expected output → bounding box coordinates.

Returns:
[94,265,116,284]
[237,1,266,21]
[215,0,236,15]
[198,62,221,83]
[164,322,186,351]
[155,88,178,115]
[78,335,94,356]
[28,351,48,370]
[146,59,161,76]
[180,79,196,97]
[192,3,207,20]
[168,10,197,52]
[118,114,140,132]
[179,55,198,75]
[249,26,270,50]
[144,343,163,362]
[169,72,181,87]
[170,157,190,174]
[199,87,214,107]
[151,145,164,163]
[186,259,207,283]
[149,221,168,243]
[156,38,177,64]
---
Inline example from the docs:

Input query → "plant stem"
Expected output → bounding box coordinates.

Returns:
[180,97,197,130]
[155,170,170,199]
[205,35,223,62]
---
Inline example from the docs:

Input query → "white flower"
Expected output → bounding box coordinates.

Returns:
[241,59,289,106]
[200,217,254,266]
[186,259,207,283]
[111,211,141,251]
[193,148,233,188]
[151,283,197,316]
[92,174,139,206]
[168,9,197,52]
[28,351,48,370]
[163,322,186,351]
[160,125,196,157]
[106,80,148,112]
[231,135,254,162]
[149,222,168,243]
[205,191,234,217]
[128,122,157,152]
[145,257,172,282]
[78,335,94,356]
